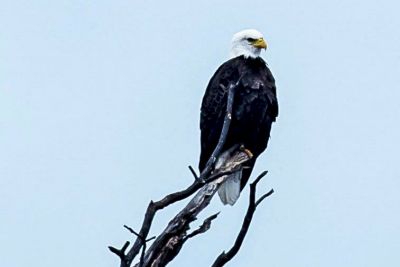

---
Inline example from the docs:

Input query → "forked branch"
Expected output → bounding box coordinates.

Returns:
[212,171,274,267]
[109,80,240,267]
[109,77,274,267]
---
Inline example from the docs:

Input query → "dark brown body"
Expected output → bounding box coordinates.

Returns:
[199,55,278,189]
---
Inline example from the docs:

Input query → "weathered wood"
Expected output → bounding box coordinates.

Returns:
[109,80,240,267]
[108,166,245,267]
[138,148,252,267]
[110,76,274,267]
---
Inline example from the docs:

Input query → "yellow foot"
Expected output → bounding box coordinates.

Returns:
[239,145,253,159]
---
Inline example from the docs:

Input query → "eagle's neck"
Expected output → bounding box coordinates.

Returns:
[230,44,261,59]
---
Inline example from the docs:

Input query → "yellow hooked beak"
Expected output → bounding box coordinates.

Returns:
[252,38,267,49]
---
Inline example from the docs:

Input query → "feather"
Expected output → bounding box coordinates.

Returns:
[218,171,242,206]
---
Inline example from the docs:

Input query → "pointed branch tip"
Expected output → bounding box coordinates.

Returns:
[255,189,274,207]
[108,241,130,259]
[252,170,269,186]
[188,165,199,180]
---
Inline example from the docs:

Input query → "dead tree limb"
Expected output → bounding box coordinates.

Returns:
[108,166,245,267]
[200,80,240,180]
[137,148,252,267]
[122,225,155,267]
[184,212,220,241]
[109,80,241,267]
[110,77,275,267]
[211,171,274,267]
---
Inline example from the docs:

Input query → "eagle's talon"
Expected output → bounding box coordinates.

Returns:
[241,148,253,159]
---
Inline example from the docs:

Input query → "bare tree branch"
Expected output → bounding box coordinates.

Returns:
[188,165,199,180]
[108,166,245,267]
[138,148,252,267]
[109,80,241,267]
[211,171,274,267]
[200,80,241,180]
[110,77,275,267]
[255,189,274,207]
[109,241,130,262]
[184,212,220,241]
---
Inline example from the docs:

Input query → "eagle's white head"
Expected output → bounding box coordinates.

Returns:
[230,29,267,59]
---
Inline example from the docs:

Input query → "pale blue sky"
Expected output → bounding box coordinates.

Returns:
[1,1,400,266]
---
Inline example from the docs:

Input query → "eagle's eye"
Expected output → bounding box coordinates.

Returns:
[246,38,256,42]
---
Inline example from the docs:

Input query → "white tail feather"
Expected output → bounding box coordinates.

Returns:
[218,171,242,205]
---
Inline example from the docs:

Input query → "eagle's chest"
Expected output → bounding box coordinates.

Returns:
[233,84,268,122]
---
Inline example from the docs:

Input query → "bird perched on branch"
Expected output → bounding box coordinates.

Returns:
[199,29,278,205]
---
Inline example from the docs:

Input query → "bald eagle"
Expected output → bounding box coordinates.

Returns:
[199,29,278,205]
